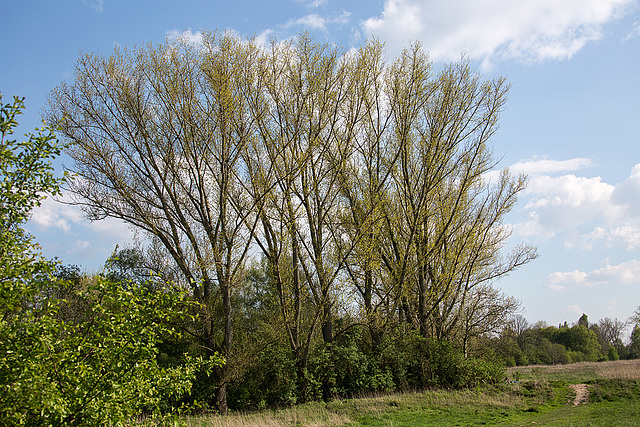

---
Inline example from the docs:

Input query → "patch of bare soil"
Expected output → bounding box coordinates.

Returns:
[569,384,590,406]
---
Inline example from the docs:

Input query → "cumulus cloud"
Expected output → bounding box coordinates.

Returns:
[30,196,83,232]
[548,270,588,289]
[548,259,640,289]
[612,164,640,218]
[362,0,635,64]
[28,193,134,246]
[166,28,204,45]
[523,173,620,234]
[508,160,640,252]
[566,225,640,250]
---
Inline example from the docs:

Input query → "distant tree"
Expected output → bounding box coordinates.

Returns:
[629,306,640,326]
[508,314,530,347]
[597,317,627,353]
[629,325,640,359]
[104,245,156,286]
[578,313,589,328]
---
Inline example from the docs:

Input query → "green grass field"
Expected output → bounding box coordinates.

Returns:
[183,359,640,426]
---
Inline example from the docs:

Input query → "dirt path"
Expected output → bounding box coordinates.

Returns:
[569,384,589,406]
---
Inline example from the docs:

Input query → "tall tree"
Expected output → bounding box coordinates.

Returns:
[47,32,261,414]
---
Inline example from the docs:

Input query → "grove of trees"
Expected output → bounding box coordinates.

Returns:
[4,31,640,425]
[44,31,538,415]
[1,30,573,424]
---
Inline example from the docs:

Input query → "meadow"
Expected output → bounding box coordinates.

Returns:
[183,359,640,426]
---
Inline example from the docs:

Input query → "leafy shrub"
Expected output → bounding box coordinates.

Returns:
[228,340,302,409]
[327,328,395,398]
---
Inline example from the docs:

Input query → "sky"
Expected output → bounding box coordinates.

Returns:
[3,0,640,332]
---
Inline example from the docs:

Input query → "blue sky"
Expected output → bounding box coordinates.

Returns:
[3,0,640,331]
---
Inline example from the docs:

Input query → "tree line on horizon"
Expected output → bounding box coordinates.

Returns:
[489,312,640,367]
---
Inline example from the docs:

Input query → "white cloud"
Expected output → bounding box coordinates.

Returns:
[69,240,91,254]
[166,28,204,45]
[28,193,134,245]
[284,11,350,31]
[83,0,103,13]
[612,164,640,218]
[295,0,327,8]
[508,161,640,252]
[567,224,640,250]
[548,270,588,289]
[509,157,594,176]
[30,196,83,232]
[622,21,640,42]
[362,0,636,63]
[563,304,585,316]
[523,173,620,233]
[286,14,327,30]
[484,156,593,184]
[548,259,640,288]
[255,29,274,49]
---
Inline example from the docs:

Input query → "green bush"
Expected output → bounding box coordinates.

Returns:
[328,328,395,398]
[608,346,620,361]
[378,329,502,390]
[227,340,307,410]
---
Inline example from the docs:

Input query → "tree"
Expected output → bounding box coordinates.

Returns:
[597,317,627,354]
[508,314,530,346]
[629,306,640,327]
[47,33,261,414]
[629,325,640,359]
[578,313,589,328]
[1,94,211,425]
[375,51,536,341]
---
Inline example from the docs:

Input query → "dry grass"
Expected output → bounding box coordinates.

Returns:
[183,402,351,427]
[506,359,640,382]
[183,388,529,426]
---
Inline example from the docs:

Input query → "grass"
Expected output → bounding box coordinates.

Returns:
[505,359,640,383]
[182,360,640,426]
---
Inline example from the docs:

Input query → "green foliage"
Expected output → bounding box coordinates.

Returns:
[0,95,221,425]
[1,277,217,426]
[629,325,640,359]
[493,320,608,368]
[318,328,395,399]
[1,93,66,319]
[608,346,620,361]
[228,340,301,410]
[378,329,502,391]
[1,95,65,234]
